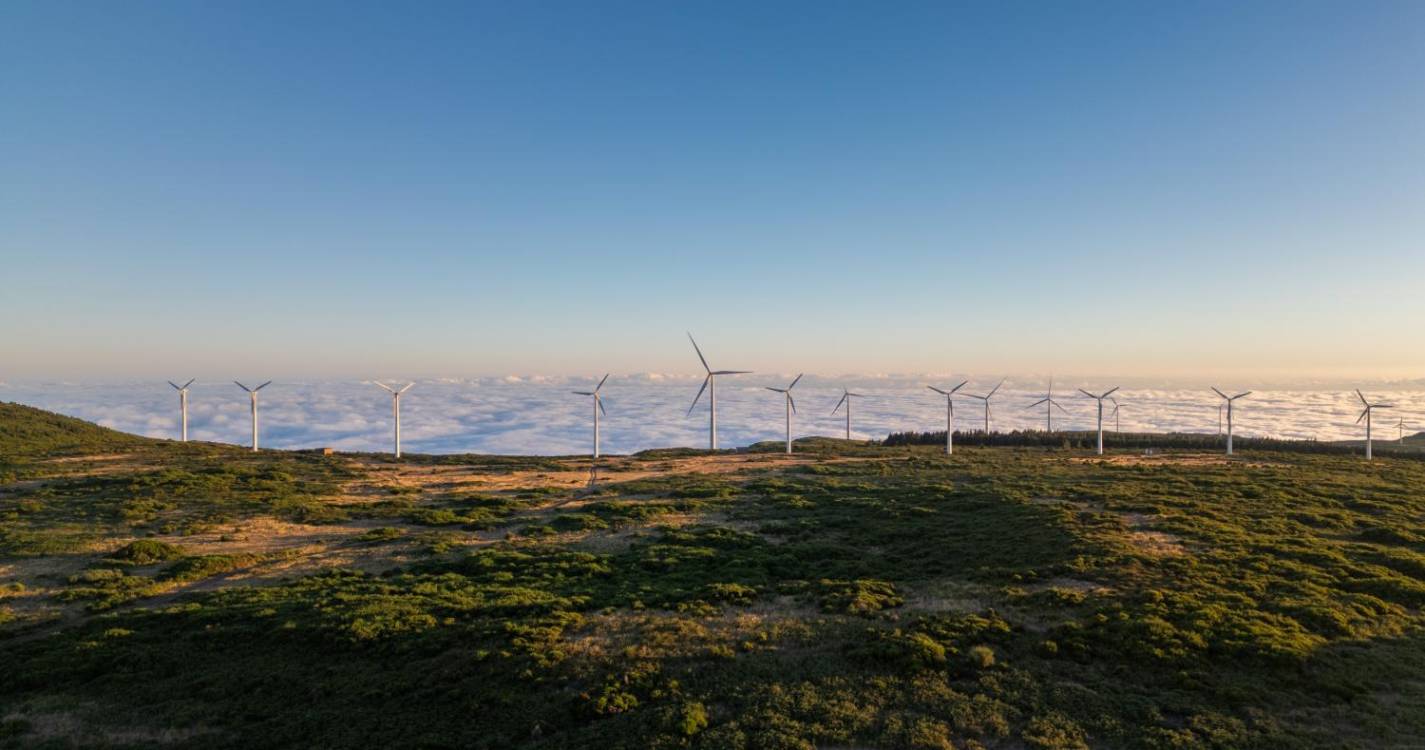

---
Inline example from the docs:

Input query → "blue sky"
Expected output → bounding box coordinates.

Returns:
[3,1,1423,380]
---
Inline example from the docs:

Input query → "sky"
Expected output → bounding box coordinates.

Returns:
[3,1,1424,381]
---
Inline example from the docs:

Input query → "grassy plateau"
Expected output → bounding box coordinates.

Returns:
[2,402,1425,748]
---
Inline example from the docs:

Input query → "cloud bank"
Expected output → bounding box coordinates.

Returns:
[2,378,1421,456]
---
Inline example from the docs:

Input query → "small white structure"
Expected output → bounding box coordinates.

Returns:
[832,388,864,441]
[1355,389,1393,461]
[374,382,415,458]
[1078,387,1120,455]
[234,381,272,452]
[765,374,803,454]
[572,375,609,459]
[1211,388,1251,456]
[1027,377,1069,431]
[687,333,751,451]
[167,379,195,442]
[927,380,968,455]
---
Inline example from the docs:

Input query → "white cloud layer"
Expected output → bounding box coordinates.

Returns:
[2,378,1422,455]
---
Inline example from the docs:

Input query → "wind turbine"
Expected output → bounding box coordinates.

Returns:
[687,333,751,451]
[964,379,1005,433]
[831,388,864,441]
[573,374,609,459]
[1026,377,1069,431]
[167,379,195,442]
[765,374,803,454]
[1109,397,1121,434]
[234,380,271,452]
[1078,387,1120,455]
[374,382,415,458]
[927,380,968,455]
[1398,416,1407,444]
[1355,390,1393,461]
[1211,388,1251,456]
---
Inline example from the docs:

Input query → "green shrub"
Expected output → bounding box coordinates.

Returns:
[110,539,185,564]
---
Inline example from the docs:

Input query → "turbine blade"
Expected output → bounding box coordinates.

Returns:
[1078,389,1095,399]
[597,396,606,416]
[713,370,751,375]
[789,373,803,390]
[235,381,251,392]
[398,383,415,394]
[1377,404,1394,409]
[255,381,272,391]
[375,382,395,393]
[1357,409,1369,424]
[595,373,609,392]
[1233,391,1251,400]
[765,387,785,393]
[573,391,594,396]
[1027,398,1049,408]
[1053,401,1070,415]
[832,393,847,414]
[951,380,968,394]
[687,333,711,373]
[1102,386,1120,399]
[788,393,797,414]
[688,375,711,415]
[988,379,1005,398]
[928,385,948,396]
[168,381,181,390]
[1356,389,1369,406]
[1211,386,1228,400]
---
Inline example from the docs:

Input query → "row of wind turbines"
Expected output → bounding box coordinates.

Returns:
[163,335,1410,463]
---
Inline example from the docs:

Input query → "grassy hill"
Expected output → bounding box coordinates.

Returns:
[0,402,147,458]
[3,407,1425,748]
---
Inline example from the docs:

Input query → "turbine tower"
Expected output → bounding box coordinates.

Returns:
[573,374,609,459]
[765,374,803,454]
[1355,390,1393,461]
[687,333,750,451]
[1211,388,1251,456]
[831,388,864,441]
[1027,377,1068,431]
[375,382,415,458]
[927,380,968,455]
[234,381,271,452]
[1398,416,1407,444]
[167,379,195,442]
[964,379,1005,433]
[1078,387,1120,455]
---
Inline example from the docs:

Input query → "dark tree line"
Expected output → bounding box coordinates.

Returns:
[880,429,1425,460]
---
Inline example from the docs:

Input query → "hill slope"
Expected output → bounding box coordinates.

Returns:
[2,410,1425,748]
[0,402,147,458]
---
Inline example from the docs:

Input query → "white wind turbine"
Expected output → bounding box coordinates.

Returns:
[1109,397,1121,434]
[1027,377,1069,431]
[573,374,610,459]
[927,380,968,455]
[964,379,1005,433]
[374,382,415,458]
[1398,416,1408,444]
[765,374,803,454]
[687,333,751,451]
[167,379,195,442]
[233,380,271,452]
[1211,387,1251,456]
[1355,390,1393,461]
[831,388,864,440]
[1078,387,1120,455]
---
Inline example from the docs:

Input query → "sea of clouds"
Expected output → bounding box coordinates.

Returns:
[3,377,1422,456]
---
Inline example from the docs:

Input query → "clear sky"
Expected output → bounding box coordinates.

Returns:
[3,1,1423,381]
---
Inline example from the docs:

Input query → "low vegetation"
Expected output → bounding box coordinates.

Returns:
[2,406,1425,748]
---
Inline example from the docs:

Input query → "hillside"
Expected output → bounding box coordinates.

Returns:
[0,402,147,458]
[3,406,1425,748]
